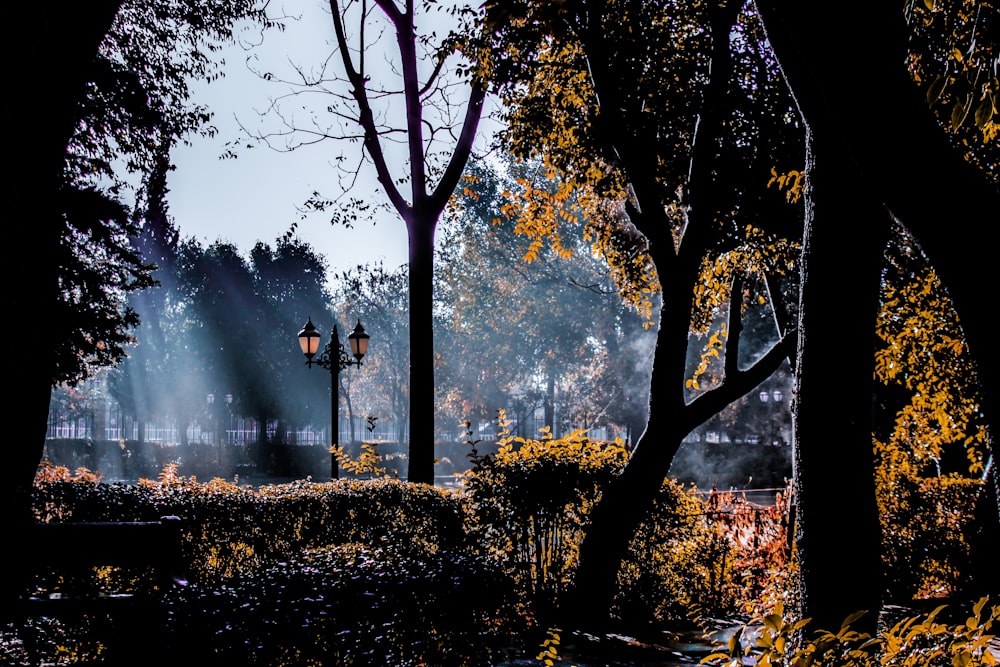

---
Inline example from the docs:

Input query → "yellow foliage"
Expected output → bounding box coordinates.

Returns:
[493,160,659,323]
[703,597,999,666]
[767,166,804,203]
[876,250,989,475]
[688,325,727,391]
[34,460,103,486]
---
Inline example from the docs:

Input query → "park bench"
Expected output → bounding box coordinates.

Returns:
[10,516,187,665]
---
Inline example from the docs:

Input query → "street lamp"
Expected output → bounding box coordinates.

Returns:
[297,317,370,480]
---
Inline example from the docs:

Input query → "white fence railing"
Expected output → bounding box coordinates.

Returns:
[47,411,404,446]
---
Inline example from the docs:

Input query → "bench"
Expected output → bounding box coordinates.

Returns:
[10,516,187,665]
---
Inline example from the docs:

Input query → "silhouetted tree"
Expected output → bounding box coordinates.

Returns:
[484,0,801,628]
[331,262,411,446]
[250,238,333,445]
[3,0,271,534]
[755,0,1000,628]
[243,0,491,484]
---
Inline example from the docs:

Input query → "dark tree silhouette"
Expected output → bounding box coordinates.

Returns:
[2,1,272,607]
[243,0,490,483]
[484,0,801,628]
[755,0,1000,629]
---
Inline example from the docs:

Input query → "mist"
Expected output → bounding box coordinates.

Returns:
[44,167,791,493]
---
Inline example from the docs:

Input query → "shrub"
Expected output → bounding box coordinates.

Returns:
[18,464,530,665]
[461,418,628,618]
[875,439,982,600]
[461,415,795,628]
[31,465,471,586]
[162,542,529,666]
[701,596,999,667]
[617,480,735,626]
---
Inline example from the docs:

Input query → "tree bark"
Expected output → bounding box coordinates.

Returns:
[406,209,437,484]
[756,0,1000,608]
[791,125,887,633]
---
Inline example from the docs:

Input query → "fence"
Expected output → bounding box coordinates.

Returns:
[47,405,404,448]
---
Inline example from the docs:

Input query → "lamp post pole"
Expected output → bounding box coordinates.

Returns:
[297,318,370,480]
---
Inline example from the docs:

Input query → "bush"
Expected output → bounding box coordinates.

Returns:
[16,464,531,665]
[162,542,529,666]
[461,422,628,619]
[702,596,999,667]
[31,464,471,586]
[617,481,733,625]
[875,441,983,600]
[460,418,795,628]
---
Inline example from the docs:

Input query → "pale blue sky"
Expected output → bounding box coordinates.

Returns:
[166,6,410,280]
[167,2,500,284]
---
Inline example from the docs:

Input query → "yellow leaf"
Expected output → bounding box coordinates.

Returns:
[952,95,971,129]
[974,99,994,129]
[926,76,947,106]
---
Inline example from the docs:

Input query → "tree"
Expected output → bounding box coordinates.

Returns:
[483,0,802,628]
[171,237,332,472]
[176,240,268,447]
[786,132,888,633]
[436,159,655,444]
[250,238,334,446]
[107,231,331,460]
[486,0,998,630]
[108,140,182,447]
[754,0,1000,628]
[2,0,271,534]
[6,1,135,534]
[243,0,490,484]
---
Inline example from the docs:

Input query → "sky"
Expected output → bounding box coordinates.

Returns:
[166,5,411,281]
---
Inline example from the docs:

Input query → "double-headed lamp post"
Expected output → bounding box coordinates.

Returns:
[297,317,370,480]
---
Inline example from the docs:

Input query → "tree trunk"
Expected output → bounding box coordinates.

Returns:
[562,249,794,630]
[560,301,692,630]
[791,124,887,633]
[2,1,124,609]
[968,462,1000,596]
[406,211,436,484]
[4,3,123,510]
[560,0,796,630]
[755,1,1000,603]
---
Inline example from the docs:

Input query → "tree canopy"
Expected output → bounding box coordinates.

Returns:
[479,0,802,626]
[8,0,998,634]
[477,0,998,628]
